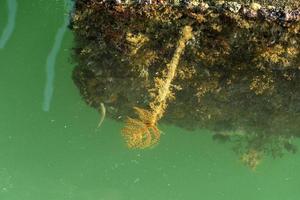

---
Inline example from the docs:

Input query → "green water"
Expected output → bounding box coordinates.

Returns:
[0,1,300,199]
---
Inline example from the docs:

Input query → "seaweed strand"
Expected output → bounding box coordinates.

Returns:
[122,25,193,149]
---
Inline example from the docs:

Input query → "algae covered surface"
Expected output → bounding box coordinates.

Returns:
[70,0,300,169]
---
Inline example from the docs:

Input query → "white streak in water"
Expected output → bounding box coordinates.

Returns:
[42,0,74,112]
[0,0,17,49]
[97,103,106,128]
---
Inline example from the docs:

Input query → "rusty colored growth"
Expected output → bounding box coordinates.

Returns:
[240,149,262,171]
[122,107,160,149]
[122,25,193,149]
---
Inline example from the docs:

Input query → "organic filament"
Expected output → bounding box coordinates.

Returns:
[122,25,193,148]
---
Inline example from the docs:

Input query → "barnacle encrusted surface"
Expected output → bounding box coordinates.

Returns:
[71,0,300,166]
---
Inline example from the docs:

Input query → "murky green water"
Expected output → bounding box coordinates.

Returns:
[1,1,300,199]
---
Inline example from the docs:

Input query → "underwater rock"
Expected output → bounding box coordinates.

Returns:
[223,1,242,13]
[70,0,300,167]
